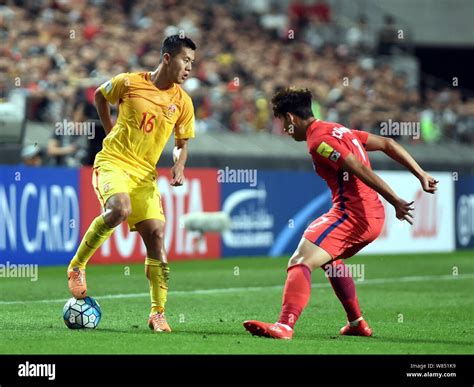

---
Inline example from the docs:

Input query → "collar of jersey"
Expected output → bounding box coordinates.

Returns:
[146,71,177,93]
[306,118,320,137]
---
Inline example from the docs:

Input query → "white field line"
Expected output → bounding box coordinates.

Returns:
[0,273,472,306]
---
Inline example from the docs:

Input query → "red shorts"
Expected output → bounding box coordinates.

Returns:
[303,211,384,259]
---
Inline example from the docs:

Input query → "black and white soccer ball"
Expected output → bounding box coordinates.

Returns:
[63,296,102,329]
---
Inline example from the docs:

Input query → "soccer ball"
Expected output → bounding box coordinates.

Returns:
[63,296,102,329]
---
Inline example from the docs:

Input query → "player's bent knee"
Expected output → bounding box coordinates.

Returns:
[105,194,131,226]
[288,238,333,271]
[118,207,131,221]
[114,206,131,220]
[105,205,131,226]
[288,254,318,271]
[288,255,304,268]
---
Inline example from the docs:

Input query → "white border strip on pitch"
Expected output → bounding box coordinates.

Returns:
[0,273,472,305]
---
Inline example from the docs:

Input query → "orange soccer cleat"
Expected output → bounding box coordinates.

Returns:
[67,267,87,299]
[340,319,373,337]
[243,320,294,340]
[148,312,172,333]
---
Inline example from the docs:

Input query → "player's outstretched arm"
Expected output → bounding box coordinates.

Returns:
[364,133,438,194]
[170,138,189,187]
[94,87,114,135]
[342,154,414,224]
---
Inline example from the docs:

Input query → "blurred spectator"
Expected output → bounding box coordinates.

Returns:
[456,99,474,143]
[346,15,375,54]
[378,14,401,55]
[21,144,43,166]
[73,87,106,165]
[288,0,309,32]
[47,132,80,167]
[240,0,271,15]
[260,7,288,38]
[311,0,332,23]
[289,0,331,30]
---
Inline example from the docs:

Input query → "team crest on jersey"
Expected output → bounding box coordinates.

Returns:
[167,104,177,117]
[103,183,110,193]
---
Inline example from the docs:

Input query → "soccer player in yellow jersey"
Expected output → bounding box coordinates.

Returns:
[67,35,197,332]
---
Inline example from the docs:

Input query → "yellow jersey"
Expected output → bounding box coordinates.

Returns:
[95,71,195,179]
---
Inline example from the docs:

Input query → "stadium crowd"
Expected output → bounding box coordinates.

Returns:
[1,0,473,164]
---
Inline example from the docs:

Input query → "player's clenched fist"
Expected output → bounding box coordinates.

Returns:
[170,164,185,186]
[419,171,439,194]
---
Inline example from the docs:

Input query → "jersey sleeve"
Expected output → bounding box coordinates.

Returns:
[99,73,128,105]
[353,129,369,146]
[312,135,351,168]
[175,94,195,139]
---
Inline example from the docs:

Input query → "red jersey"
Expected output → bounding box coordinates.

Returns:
[306,119,385,218]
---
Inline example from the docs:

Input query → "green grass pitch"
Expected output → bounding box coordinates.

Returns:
[0,251,473,354]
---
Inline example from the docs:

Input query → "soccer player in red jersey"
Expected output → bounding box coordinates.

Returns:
[243,88,438,340]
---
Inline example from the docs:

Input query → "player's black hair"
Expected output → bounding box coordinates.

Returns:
[271,87,314,119]
[161,35,197,59]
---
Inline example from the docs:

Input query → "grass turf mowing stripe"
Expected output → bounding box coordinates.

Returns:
[1,272,472,305]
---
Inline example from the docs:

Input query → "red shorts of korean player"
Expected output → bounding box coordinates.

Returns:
[244,119,385,340]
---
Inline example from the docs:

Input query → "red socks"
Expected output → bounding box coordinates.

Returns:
[277,260,362,329]
[278,264,312,328]
[324,259,362,322]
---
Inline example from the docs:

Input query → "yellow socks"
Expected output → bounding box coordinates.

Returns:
[68,215,115,270]
[145,258,170,314]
